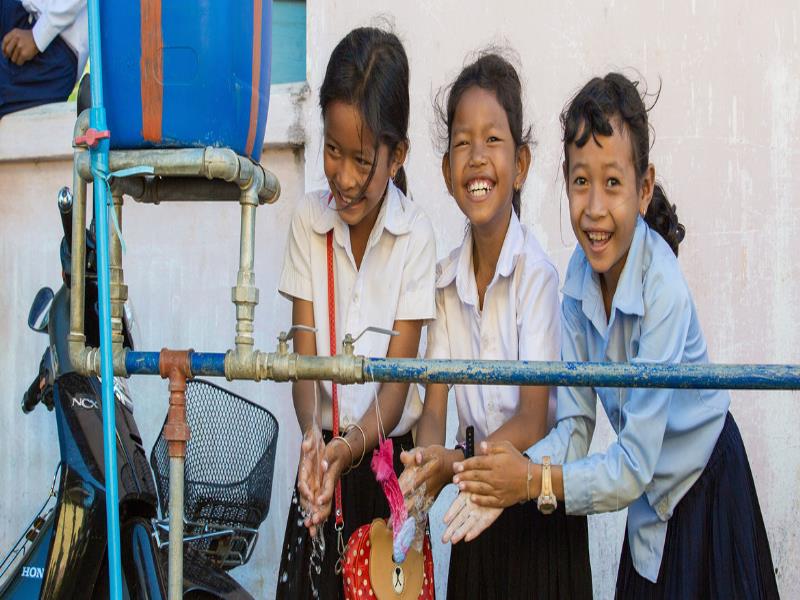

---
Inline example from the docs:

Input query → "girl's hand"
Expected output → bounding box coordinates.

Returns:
[297,425,325,535]
[400,445,462,499]
[309,438,351,529]
[452,441,529,508]
[441,492,503,544]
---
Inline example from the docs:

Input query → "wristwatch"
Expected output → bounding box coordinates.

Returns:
[537,456,557,515]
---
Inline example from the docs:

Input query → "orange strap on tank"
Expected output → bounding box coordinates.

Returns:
[140,0,163,142]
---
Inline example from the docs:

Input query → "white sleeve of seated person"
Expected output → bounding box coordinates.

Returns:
[27,0,87,53]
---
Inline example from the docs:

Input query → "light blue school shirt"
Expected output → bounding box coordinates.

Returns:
[528,217,729,582]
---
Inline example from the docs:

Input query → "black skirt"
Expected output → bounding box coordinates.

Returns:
[616,412,780,599]
[446,500,593,600]
[275,429,414,600]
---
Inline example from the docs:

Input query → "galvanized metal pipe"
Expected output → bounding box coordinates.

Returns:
[75,147,280,205]
[233,187,259,351]
[109,194,128,363]
[112,176,243,203]
[168,457,184,600]
[68,165,88,364]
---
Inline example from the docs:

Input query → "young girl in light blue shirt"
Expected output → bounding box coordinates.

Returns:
[451,73,779,598]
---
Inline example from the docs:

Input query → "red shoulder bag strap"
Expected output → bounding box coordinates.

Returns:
[327,229,346,568]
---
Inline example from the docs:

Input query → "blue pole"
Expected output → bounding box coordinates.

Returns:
[86,1,123,598]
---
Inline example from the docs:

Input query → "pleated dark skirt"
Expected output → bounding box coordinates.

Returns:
[446,500,593,600]
[616,412,779,599]
[275,429,414,600]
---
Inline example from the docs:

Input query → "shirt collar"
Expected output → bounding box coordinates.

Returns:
[562,216,647,318]
[439,211,526,306]
[310,179,414,238]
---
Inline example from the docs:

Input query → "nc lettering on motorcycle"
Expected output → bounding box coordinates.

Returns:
[21,566,45,579]
[71,395,99,410]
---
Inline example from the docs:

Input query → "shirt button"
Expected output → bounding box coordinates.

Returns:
[657,498,669,516]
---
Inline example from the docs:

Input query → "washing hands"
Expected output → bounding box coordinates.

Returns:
[399,444,465,503]
[441,492,503,544]
[297,424,326,537]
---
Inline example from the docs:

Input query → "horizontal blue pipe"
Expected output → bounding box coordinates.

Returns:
[365,358,800,389]
[123,351,800,390]
[126,351,226,376]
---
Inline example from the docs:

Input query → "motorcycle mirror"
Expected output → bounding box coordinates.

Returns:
[28,287,54,333]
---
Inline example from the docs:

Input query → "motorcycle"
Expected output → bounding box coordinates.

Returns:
[0,186,279,599]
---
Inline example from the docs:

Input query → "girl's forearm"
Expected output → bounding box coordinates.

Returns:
[414,383,449,448]
[344,381,409,464]
[486,408,547,452]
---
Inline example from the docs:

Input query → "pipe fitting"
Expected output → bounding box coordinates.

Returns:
[224,347,259,381]
[159,349,193,458]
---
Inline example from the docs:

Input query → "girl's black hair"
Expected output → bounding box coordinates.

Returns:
[561,73,685,255]
[319,27,410,195]
[436,51,532,217]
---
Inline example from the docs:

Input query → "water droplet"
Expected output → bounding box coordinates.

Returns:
[280,571,289,583]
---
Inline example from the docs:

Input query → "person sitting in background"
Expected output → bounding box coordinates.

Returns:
[1,0,87,118]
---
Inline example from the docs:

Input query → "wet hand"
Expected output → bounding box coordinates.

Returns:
[310,439,350,528]
[441,492,503,544]
[452,441,529,508]
[2,29,39,66]
[400,445,461,500]
[297,426,324,535]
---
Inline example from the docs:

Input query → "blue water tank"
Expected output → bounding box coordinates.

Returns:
[99,1,272,161]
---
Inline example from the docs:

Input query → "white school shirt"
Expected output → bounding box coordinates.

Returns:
[21,0,88,78]
[425,212,561,443]
[279,180,437,436]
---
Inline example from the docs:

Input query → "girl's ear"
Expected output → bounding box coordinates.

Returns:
[441,152,454,195]
[390,140,409,177]
[639,163,656,216]
[514,145,532,191]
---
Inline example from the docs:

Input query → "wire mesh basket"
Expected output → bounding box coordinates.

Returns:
[150,379,278,569]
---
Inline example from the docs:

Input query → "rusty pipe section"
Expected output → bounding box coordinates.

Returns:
[159,349,193,457]
[159,349,192,600]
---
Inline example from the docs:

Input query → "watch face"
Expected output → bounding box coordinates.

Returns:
[537,496,557,515]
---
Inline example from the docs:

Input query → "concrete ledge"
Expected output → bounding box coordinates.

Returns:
[0,81,308,163]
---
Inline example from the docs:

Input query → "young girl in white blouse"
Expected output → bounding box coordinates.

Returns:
[400,52,592,600]
[275,27,437,599]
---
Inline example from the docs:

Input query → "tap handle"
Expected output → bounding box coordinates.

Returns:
[346,326,399,346]
[278,325,317,343]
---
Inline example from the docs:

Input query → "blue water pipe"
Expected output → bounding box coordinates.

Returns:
[86,0,123,598]
[125,351,800,390]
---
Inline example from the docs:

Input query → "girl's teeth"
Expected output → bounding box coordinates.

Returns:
[467,180,493,196]
[587,232,611,242]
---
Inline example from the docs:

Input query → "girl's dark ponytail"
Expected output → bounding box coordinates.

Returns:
[644,184,685,256]
[393,165,408,195]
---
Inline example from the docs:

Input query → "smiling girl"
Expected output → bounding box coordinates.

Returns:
[275,27,437,599]
[453,73,779,599]
[400,53,592,600]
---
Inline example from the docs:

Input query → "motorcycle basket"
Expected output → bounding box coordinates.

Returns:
[150,379,278,569]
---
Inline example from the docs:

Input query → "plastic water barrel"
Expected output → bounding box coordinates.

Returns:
[99,0,272,161]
